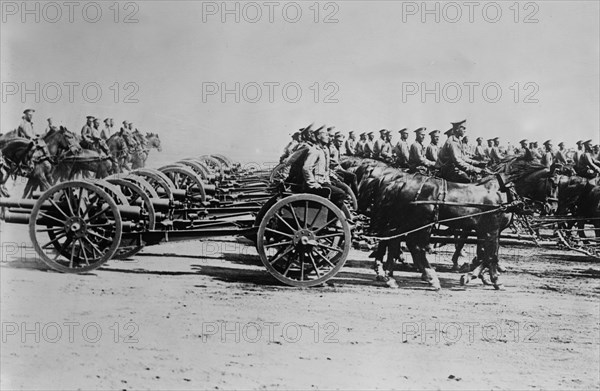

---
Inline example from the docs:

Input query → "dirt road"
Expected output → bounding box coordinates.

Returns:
[1,221,599,390]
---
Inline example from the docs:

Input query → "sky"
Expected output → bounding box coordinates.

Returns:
[1,0,599,164]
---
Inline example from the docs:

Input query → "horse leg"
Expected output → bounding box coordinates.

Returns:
[483,231,504,290]
[370,241,388,281]
[451,230,469,272]
[408,233,441,290]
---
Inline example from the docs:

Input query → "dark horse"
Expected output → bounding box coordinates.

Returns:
[52,131,114,180]
[0,126,80,198]
[554,175,600,238]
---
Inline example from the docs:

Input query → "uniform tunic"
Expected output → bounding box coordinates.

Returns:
[17,119,36,139]
[344,138,356,156]
[409,141,435,171]
[435,136,480,183]
[425,143,440,162]
[393,140,410,167]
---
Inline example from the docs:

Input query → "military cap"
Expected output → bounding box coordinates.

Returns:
[104,118,110,123]
[327,126,335,132]
[367,131,374,136]
[576,140,583,145]
[314,125,326,134]
[583,139,593,145]
[487,138,494,142]
[349,131,355,135]
[122,120,129,125]
[379,129,387,134]
[334,132,344,139]
[429,130,440,136]
[444,128,453,136]
[398,128,408,134]
[558,142,565,147]
[493,137,499,141]
[23,109,35,114]
[359,132,366,137]
[414,127,426,134]
[87,115,96,120]
[451,119,466,129]
[519,139,528,144]
[476,137,483,142]
[46,117,53,122]
[543,139,552,146]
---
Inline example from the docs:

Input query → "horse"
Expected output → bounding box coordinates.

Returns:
[106,133,131,172]
[554,175,600,239]
[130,132,162,169]
[51,129,114,181]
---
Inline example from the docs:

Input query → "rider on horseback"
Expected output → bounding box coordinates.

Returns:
[576,139,600,178]
[408,127,436,174]
[16,109,50,173]
[434,120,487,183]
[81,116,111,157]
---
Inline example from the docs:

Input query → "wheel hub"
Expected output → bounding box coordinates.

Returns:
[293,229,315,246]
[65,217,87,238]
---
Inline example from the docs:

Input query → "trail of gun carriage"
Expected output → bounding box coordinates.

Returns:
[1,115,599,389]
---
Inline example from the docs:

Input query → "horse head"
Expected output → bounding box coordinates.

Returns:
[146,133,162,152]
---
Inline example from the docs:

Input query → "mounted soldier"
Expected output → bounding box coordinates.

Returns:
[393,128,410,168]
[355,132,367,157]
[473,137,487,161]
[372,129,387,160]
[280,130,301,163]
[17,109,37,139]
[100,118,114,140]
[554,142,569,165]
[434,120,486,183]
[576,140,600,178]
[489,137,504,164]
[540,140,554,168]
[364,131,375,158]
[408,127,435,173]
[344,131,357,156]
[425,130,441,163]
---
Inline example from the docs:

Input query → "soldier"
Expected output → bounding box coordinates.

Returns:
[540,140,554,168]
[344,131,357,156]
[43,117,57,137]
[355,132,367,157]
[425,130,441,162]
[576,140,600,178]
[474,137,487,161]
[530,141,542,161]
[435,120,486,183]
[461,135,473,157]
[409,127,436,173]
[489,137,503,164]
[554,142,569,165]
[573,140,584,167]
[380,130,394,162]
[302,127,347,209]
[81,116,97,149]
[364,131,375,158]
[93,117,110,155]
[372,129,388,160]
[17,109,37,139]
[393,128,410,168]
[100,118,113,140]
[518,139,533,160]
[484,138,494,160]
[280,130,301,163]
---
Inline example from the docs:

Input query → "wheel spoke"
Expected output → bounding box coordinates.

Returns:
[313,218,340,234]
[303,200,308,228]
[313,248,336,268]
[41,231,67,249]
[83,237,103,258]
[264,240,293,248]
[264,227,294,239]
[65,187,75,215]
[300,251,305,281]
[36,226,64,233]
[286,204,301,229]
[53,236,73,261]
[268,244,295,265]
[316,232,344,240]
[79,238,90,266]
[308,252,321,278]
[315,242,343,253]
[87,230,111,242]
[39,212,66,225]
[69,241,76,268]
[308,205,324,229]
[77,186,85,216]
[274,213,296,233]
[49,199,70,219]
[85,205,110,223]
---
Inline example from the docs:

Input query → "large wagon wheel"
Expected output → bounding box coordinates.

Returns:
[122,175,159,199]
[159,165,206,203]
[210,154,233,171]
[130,168,175,202]
[198,155,224,175]
[181,158,217,182]
[107,178,157,259]
[256,194,351,287]
[177,159,211,180]
[29,181,122,273]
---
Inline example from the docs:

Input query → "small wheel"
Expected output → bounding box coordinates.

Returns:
[256,194,351,287]
[159,165,206,203]
[29,181,122,273]
[107,178,157,259]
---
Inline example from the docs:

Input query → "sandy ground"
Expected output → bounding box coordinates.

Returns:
[1,212,599,391]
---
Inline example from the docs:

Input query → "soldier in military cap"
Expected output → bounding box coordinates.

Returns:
[489,137,503,164]
[280,129,302,163]
[425,130,441,162]
[43,117,57,137]
[408,127,436,173]
[372,129,388,160]
[393,128,410,168]
[17,109,37,139]
[81,116,97,149]
[484,138,494,160]
[529,141,542,161]
[435,120,486,183]
[344,131,357,156]
[577,140,600,178]
[355,132,367,157]
[364,131,375,158]
[474,137,487,161]
[100,118,113,140]
[573,140,584,168]
[554,142,569,165]
[540,140,554,168]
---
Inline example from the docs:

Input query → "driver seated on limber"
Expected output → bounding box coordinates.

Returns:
[286,125,348,211]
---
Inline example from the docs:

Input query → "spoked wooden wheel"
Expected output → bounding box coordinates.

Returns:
[29,181,122,273]
[256,194,351,287]
[107,178,157,259]
[130,168,175,202]
[159,165,206,203]
[177,159,212,181]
